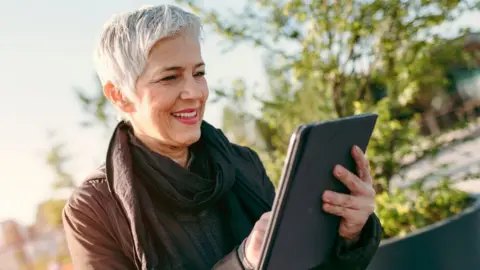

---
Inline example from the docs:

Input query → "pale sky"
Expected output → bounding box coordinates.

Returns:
[0,0,479,225]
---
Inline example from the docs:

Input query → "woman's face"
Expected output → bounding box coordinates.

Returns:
[128,33,209,147]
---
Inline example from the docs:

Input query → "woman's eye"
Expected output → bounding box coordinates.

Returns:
[195,71,205,77]
[160,75,177,82]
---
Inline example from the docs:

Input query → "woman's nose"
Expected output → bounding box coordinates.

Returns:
[181,78,204,99]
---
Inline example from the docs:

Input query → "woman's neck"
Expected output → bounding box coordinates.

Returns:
[134,131,189,167]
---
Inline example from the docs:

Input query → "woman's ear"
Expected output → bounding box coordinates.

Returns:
[103,81,135,113]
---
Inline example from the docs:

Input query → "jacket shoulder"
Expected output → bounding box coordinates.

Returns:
[230,143,276,205]
[230,143,260,162]
[230,144,263,172]
[64,164,111,219]
[62,165,135,269]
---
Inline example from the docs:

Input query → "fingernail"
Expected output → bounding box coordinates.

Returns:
[323,191,333,202]
[334,165,344,176]
[355,145,362,155]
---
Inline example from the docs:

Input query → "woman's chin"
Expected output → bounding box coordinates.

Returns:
[175,129,202,147]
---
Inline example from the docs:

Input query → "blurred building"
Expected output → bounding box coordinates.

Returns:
[0,200,69,270]
[432,32,480,134]
[0,220,30,270]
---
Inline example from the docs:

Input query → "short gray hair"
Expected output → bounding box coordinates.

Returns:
[94,4,202,100]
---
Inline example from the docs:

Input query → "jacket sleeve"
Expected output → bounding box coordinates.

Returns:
[211,247,248,270]
[247,147,382,270]
[327,213,382,269]
[63,181,135,270]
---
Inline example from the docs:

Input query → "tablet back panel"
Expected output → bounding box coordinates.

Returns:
[259,113,378,270]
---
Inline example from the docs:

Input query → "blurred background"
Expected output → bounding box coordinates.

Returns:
[1,0,480,269]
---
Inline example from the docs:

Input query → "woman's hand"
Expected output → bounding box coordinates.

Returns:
[244,146,374,266]
[244,211,271,268]
[322,145,376,241]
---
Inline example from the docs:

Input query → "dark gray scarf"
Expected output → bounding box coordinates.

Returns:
[105,121,271,269]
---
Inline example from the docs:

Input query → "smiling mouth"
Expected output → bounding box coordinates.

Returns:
[171,111,198,119]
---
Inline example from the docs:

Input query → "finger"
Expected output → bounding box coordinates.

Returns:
[333,165,372,195]
[323,191,376,213]
[248,229,266,251]
[352,145,372,183]
[323,191,367,210]
[255,217,270,230]
[322,203,359,220]
[323,203,368,239]
[256,211,271,223]
[261,211,272,220]
[254,212,272,230]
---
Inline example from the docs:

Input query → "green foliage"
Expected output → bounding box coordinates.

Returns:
[179,0,479,239]
[42,76,111,234]
[376,179,474,239]
[39,131,75,244]
[45,131,76,191]
[38,199,68,227]
[179,0,478,189]
[353,99,422,192]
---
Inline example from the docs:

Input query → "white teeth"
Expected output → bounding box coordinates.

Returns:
[172,111,197,118]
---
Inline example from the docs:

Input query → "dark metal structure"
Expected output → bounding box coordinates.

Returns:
[367,200,480,270]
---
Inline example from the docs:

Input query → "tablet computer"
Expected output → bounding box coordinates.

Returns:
[257,113,378,270]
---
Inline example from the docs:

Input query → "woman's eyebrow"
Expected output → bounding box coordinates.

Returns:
[160,62,205,72]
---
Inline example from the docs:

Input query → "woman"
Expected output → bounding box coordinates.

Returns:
[63,4,382,270]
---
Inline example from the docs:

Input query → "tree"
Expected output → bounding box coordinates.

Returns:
[178,0,479,192]
[40,75,113,230]
[35,131,77,229]
[35,199,69,228]
[30,132,79,266]
[45,131,76,192]
[75,75,116,131]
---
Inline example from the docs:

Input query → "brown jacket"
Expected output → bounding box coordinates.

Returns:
[63,142,381,270]
[62,141,277,270]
